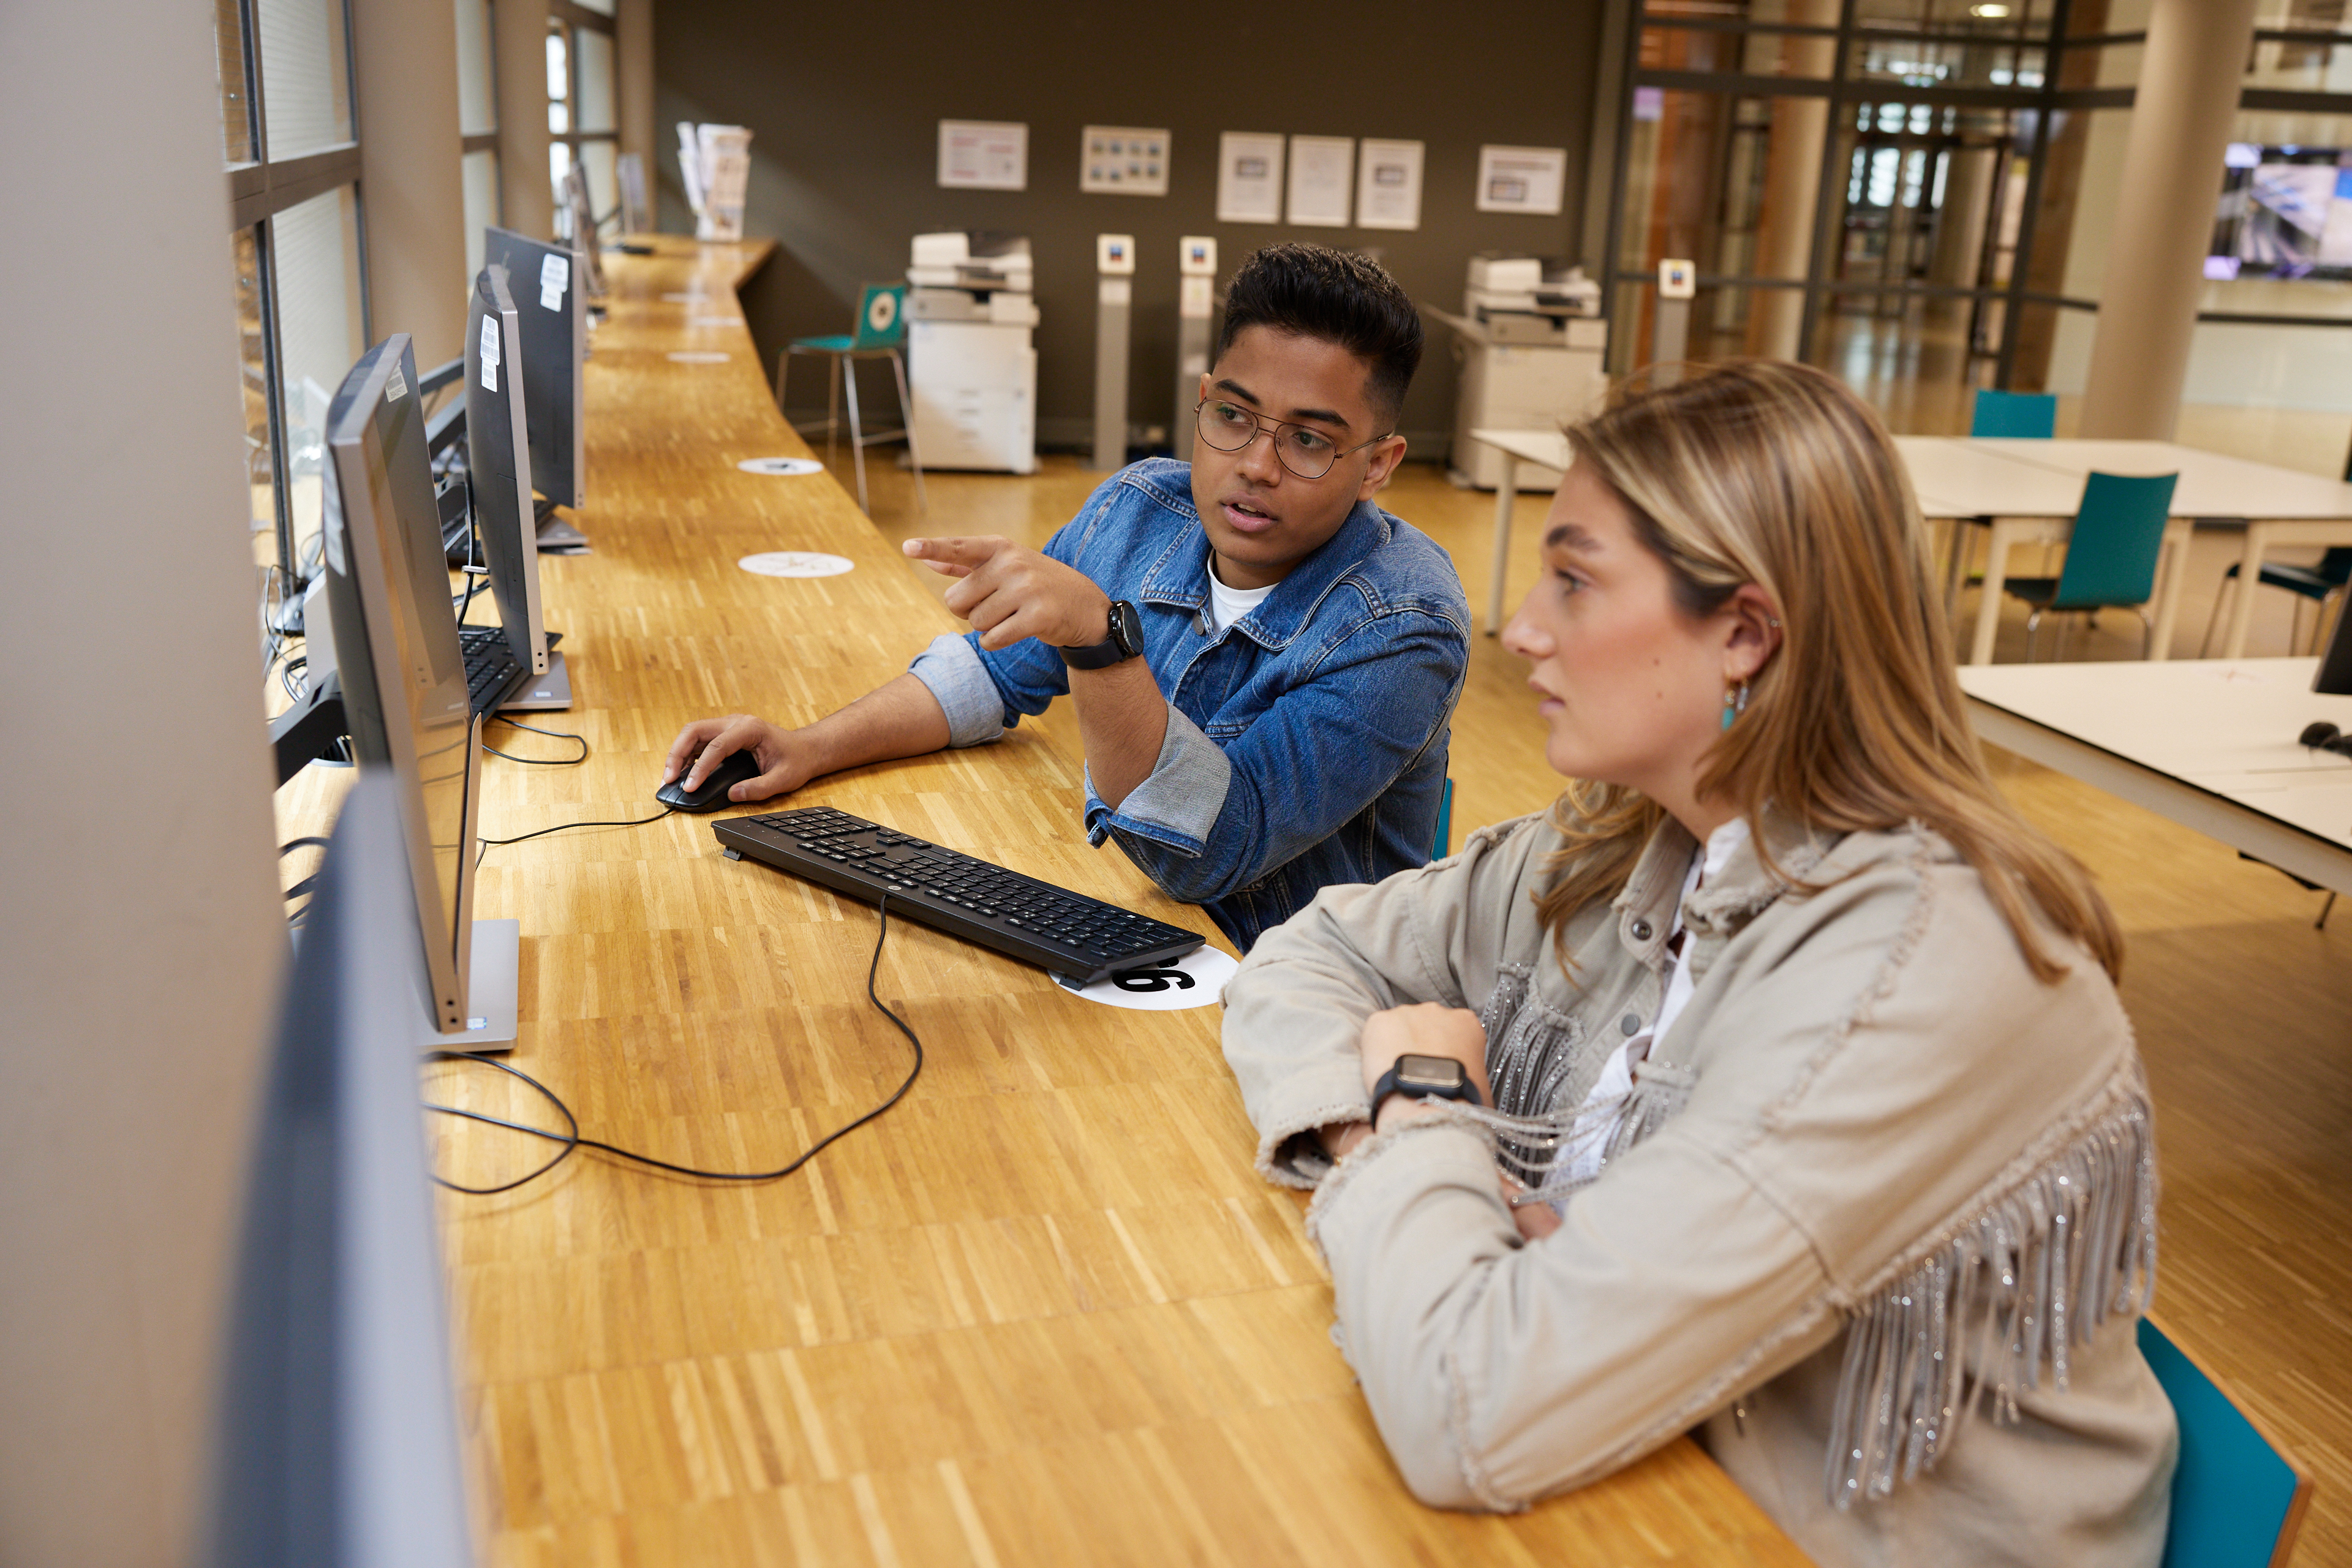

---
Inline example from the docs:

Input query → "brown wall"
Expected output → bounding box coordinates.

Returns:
[652,0,1608,451]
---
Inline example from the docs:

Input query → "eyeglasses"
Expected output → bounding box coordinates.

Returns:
[1194,399,1390,481]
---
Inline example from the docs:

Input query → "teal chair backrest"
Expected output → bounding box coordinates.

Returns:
[2139,1318,2309,1568]
[850,284,907,350]
[2052,470,2177,610]
[1433,777,1453,861]
[1972,388,2057,438]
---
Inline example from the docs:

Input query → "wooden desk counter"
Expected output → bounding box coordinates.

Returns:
[293,236,1807,1566]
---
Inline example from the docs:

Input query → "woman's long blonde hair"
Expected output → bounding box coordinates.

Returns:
[1535,360,2122,983]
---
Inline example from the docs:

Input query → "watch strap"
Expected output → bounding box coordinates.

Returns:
[1060,599,1142,669]
[1370,1058,1482,1123]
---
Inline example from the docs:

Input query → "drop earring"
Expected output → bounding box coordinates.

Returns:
[1721,679,1750,731]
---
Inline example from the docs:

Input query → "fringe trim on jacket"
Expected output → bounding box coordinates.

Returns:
[1822,1074,2159,1510]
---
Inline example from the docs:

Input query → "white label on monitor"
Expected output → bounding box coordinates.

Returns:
[539,253,570,311]
[478,315,500,391]
[385,365,407,402]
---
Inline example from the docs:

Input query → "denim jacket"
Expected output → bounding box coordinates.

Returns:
[908,458,1470,950]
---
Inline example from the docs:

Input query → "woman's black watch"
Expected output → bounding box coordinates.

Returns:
[1060,599,1145,669]
[1370,1054,1483,1120]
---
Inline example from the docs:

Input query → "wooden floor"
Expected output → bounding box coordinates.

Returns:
[837,446,2352,1564]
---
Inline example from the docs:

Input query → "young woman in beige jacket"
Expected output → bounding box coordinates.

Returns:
[1221,361,2176,1566]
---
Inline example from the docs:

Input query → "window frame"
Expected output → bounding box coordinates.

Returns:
[220,0,368,603]
[1602,1,2352,393]
[547,0,619,234]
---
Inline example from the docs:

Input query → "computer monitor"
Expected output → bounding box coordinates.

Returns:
[2317,591,2352,695]
[466,265,548,677]
[208,772,475,1568]
[562,167,609,300]
[617,151,649,235]
[317,333,484,1036]
[481,226,585,510]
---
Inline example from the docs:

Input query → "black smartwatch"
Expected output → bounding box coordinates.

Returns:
[1060,598,1145,669]
[1370,1054,1483,1121]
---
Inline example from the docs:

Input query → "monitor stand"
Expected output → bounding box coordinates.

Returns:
[425,918,519,1052]
[496,649,573,712]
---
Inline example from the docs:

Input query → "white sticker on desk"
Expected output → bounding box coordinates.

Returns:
[669,350,730,363]
[478,314,500,391]
[737,456,824,477]
[539,254,570,311]
[662,292,707,304]
[739,551,854,578]
[1055,944,1237,1011]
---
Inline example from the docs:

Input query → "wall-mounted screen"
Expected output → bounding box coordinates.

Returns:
[2209,143,2352,281]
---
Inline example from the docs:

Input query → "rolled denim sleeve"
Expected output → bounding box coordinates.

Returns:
[1082,704,1232,853]
[1087,607,1467,904]
[907,634,1008,748]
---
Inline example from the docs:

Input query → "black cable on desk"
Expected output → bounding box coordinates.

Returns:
[480,714,590,766]
[424,893,924,1194]
[477,806,673,847]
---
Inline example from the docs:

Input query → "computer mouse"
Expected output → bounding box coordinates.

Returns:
[657,748,764,812]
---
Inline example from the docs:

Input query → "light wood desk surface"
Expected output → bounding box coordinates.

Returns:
[280,236,1806,1566]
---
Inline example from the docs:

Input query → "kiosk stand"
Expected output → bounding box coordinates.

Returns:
[1175,236,1217,446]
[1093,235,1135,470]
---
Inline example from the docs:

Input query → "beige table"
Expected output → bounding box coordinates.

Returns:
[1901,437,2352,665]
[1961,657,2352,897]
[1894,437,2199,666]
[1463,427,1570,635]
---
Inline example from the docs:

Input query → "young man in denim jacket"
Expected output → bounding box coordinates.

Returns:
[663,244,1471,949]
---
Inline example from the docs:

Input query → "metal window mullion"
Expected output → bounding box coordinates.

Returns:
[1600,0,1647,372]
[1795,0,1858,364]
[228,145,363,228]
[254,214,298,590]
[241,0,268,168]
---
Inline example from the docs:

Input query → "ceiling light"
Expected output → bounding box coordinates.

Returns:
[1971,2,2012,15]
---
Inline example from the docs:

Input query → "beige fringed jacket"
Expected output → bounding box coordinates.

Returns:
[1221,810,2177,1568]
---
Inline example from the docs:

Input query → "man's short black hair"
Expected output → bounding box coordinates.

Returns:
[1215,244,1422,433]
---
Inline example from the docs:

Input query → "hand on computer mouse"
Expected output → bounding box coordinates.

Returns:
[662,715,809,803]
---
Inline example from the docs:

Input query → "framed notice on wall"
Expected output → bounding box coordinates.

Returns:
[1216,132,1285,224]
[1355,138,1425,230]
[938,120,1027,190]
[1476,144,1567,216]
[1286,135,1354,227]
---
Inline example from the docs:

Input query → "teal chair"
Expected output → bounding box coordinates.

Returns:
[1433,778,1453,861]
[2140,1317,2311,1567]
[2200,548,2352,658]
[1971,388,2058,439]
[1945,390,2060,609]
[776,282,926,516]
[2000,470,2179,660]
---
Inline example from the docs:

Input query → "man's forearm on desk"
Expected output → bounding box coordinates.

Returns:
[797,673,954,776]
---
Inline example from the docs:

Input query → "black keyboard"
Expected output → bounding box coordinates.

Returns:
[458,625,565,716]
[458,627,527,715]
[713,806,1205,986]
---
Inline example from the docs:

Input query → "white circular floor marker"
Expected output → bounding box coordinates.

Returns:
[661,292,707,303]
[1055,944,1237,1011]
[668,350,730,363]
[738,456,825,477]
[688,315,740,328]
[739,551,854,578]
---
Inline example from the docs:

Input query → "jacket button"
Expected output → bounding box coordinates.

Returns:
[1630,919,1654,941]
[1621,1013,1641,1036]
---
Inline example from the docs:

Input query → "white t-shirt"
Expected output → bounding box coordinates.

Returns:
[1205,562,1276,634]
[1552,816,1751,1188]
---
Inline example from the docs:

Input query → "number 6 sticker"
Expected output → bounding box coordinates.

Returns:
[1057,944,1237,1010]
